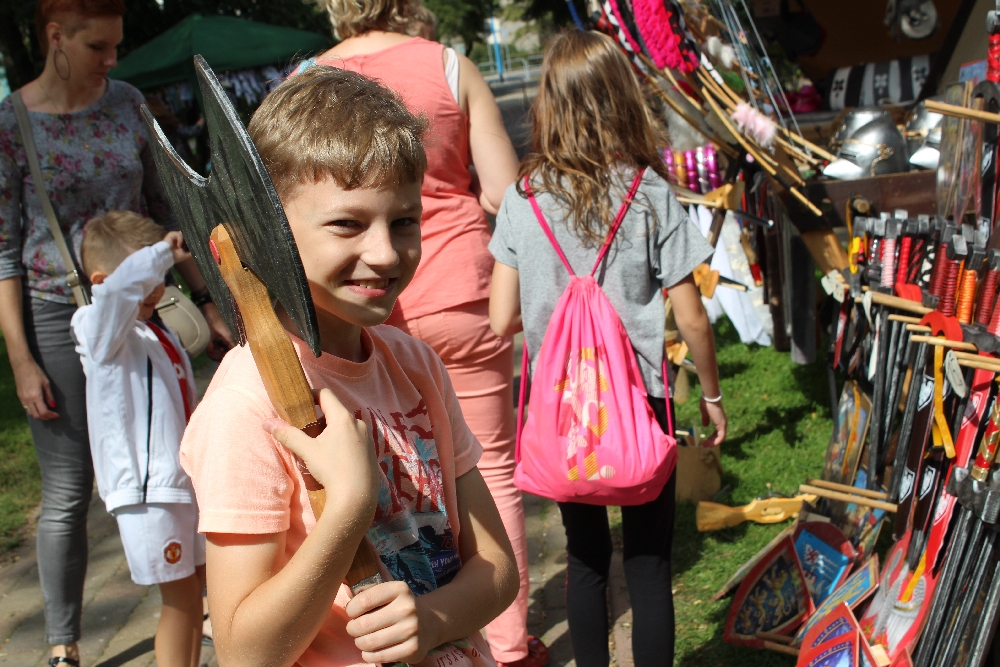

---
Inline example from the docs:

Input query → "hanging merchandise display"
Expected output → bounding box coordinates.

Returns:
[608,0,1000,664]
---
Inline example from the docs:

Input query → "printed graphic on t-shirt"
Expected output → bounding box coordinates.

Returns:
[359,399,461,595]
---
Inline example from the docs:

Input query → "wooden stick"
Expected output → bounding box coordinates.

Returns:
[925,99,1000,125]
[807,478,889,500]
[783,128,838,162]
[798,484,899,512]
[757,631,794,645]
[702,92,822,215]
[854,290,932,314]
[889,314,923,324]
[910,335,978,351]
[640,54,704,111]
[957,357,1000,372]
[648,82,739,158]
[953,350,1000,364]
[905,324,934,333]
[762,640,799,656]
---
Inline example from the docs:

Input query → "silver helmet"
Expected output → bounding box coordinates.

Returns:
[829,108,892,154]
[905,99,943,156]
[910,125,941,170]
[824,114,910,180]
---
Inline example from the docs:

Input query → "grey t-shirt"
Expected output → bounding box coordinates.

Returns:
[489,170,712,398]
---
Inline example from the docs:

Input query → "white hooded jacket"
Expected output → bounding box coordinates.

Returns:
[72,242,197,513]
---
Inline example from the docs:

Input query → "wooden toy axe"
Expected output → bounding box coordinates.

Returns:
[140,56,384,595]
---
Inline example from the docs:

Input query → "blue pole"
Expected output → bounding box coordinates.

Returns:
[565,0,585,29]
[490,10,504,82]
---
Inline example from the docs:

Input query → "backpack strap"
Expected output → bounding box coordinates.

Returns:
[590,168,646,277]
[524,175,576,276]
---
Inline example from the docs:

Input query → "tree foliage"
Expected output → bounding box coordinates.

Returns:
[423,0,488,54]
[0,0,329,91]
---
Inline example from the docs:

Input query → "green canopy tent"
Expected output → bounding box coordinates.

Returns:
[110,14,330,90]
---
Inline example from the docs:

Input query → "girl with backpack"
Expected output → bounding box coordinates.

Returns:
[488,30,728,666]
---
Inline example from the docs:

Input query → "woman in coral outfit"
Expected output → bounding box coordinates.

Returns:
[298,1,541,665]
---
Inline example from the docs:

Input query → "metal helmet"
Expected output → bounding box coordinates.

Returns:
[829,108,892,154]
[909,124,941,170]
[823,114,910,180]
[904,99,943,156]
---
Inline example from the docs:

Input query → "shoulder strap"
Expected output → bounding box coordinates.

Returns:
[11,91,90,307]
[590,168,646,277]
[524,175,575,276]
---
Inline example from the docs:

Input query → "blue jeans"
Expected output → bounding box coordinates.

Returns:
[24,298,93,645]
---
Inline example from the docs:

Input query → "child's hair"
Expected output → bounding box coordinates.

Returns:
[248,65,428,201]
[308,0,420,42]
[519,30,671,245]
[81,211,166,276]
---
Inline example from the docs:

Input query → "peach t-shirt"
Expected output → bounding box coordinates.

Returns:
[180,325,493,667]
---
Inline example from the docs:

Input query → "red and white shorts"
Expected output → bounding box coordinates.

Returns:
[113,503,206,585]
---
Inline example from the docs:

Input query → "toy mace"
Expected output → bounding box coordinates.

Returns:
[141,57,384,595]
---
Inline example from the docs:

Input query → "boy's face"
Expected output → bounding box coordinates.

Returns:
[282,177,422,343]
[138,282,166,321]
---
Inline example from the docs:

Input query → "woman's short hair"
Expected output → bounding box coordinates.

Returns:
[310,0,421,40]
[36,0,126,55]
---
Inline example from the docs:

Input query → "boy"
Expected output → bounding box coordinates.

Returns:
[72,211,205,667]
[179,66,518,667]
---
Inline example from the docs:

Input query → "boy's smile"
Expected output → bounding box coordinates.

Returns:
[282,177,422,361]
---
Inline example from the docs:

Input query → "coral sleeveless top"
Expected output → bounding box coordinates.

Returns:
[315,38,493,321]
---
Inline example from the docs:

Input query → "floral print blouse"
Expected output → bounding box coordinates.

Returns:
[0,80,177,303]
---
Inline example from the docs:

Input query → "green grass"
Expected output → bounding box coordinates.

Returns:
[672,319,832,666]
[0,335,42,553]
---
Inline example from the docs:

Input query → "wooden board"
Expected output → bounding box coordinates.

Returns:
[783,171,937,232]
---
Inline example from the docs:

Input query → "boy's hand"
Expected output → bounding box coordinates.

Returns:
[345,581,438,664]
[264,388,379,519]
[700,399,727,448]
[164,231,191,265]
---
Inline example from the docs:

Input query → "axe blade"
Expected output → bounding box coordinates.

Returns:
[140,55,321,357]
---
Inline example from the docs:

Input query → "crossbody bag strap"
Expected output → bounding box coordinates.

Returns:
[590,168,646,277]
[11,91,89,307]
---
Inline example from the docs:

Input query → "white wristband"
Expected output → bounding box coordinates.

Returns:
[702,393,723,403]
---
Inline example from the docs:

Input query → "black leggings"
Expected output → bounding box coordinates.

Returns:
[558,397,676,667]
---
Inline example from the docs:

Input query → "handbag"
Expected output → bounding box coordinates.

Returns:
[155,285,211,357]
[11,90,90,307]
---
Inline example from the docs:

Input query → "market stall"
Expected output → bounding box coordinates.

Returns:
[589,0,1000,664]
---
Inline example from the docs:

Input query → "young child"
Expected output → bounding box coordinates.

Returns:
[72,211,205,667]
[488,31,728,667]
[179,66,518,667]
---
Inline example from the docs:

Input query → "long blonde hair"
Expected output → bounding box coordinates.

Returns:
[520,31,671,244]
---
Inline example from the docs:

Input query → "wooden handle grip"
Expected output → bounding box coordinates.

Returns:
[798,484,898,512]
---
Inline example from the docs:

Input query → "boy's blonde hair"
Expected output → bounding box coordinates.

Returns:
[248,65,427,200]
[82,211,166,276]
[308,0,420,40]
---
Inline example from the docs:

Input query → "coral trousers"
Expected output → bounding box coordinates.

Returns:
[391,298,529,662]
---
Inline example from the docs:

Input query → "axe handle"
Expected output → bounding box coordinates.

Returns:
[210,225,382,591]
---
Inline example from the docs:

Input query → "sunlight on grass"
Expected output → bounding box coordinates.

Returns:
[0,335,41,552]
[671,319,831,666]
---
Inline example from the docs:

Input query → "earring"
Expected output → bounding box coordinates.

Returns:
[53,48,71,80]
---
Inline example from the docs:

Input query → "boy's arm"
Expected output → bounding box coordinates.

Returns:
[345,468,518,663]
[205,389,379,667]
[669,275,727,446]
[77,242,173,363]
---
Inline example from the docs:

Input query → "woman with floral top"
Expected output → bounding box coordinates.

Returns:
[0,2,233,665]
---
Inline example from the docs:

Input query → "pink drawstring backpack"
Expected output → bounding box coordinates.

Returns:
[514,170,677,506]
